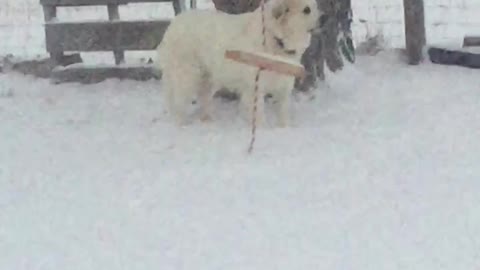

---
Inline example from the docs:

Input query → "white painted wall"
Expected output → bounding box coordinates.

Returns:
[1,0,479,58]
[352,0,480,48]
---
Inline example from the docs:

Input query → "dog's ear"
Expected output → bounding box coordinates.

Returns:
[270,0,288,20]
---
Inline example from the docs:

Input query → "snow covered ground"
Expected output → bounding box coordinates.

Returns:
[1,52,480,269]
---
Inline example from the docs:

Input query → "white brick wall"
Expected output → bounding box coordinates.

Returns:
[352,0,480,48]
[1,0,479,57]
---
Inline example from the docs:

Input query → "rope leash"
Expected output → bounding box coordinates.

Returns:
[247,0,267,154]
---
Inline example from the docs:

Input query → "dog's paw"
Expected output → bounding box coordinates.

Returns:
[251,116,270,129]
[174,116,190,127]
[200,114,213,123]
[277,121,290,128]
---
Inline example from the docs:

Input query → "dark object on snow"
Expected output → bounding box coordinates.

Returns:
[2,53,82,78]
[463,36,480,47]
[56,53,83,67]
[428,47,480,69]
[51,65,160,84]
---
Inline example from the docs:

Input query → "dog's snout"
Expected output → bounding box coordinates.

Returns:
[319,14,329,28]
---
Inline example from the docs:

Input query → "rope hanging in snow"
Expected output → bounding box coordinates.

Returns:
[224,0,305,153]
[248,0,267,154]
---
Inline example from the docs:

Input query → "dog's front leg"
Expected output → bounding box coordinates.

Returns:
[198,79,214,122]
[273,87,293,127]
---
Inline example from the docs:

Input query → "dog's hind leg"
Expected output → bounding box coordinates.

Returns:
[171,64,205,125]
[162,67,187,125]
[162,70,175,117]
[198,75,214,122]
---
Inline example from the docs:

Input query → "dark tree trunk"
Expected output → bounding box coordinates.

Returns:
[213,0,261,14]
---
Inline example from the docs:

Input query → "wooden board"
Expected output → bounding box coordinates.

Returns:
[51,64,160,84]
[45,20,170,52]
[225,50,305,78]
[403,0,426,65]
[463,36,480,47]
[428,47,480,69]
[40,0,172,6]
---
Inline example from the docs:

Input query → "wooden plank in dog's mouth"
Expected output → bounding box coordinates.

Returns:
[225,50,306,79]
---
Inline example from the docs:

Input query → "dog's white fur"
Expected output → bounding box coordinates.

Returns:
[156,0,320,126]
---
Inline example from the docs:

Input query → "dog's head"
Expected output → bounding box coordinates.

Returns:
[264,0,325,56]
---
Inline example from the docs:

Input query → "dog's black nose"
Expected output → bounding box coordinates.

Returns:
[319,14,329,28]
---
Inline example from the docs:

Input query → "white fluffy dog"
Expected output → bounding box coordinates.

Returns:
[156,0,321,126]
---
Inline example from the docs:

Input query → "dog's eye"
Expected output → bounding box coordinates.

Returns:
[303,6,311,15]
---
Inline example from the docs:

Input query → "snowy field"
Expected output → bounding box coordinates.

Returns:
[1,0,480,268]
[1,52,480,269]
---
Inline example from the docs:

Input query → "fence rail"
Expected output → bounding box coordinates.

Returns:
[39,0,183,83]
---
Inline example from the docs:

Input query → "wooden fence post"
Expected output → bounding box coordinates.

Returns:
[42,5,64,64]
[107,4,125,65]
[403,0,426,65]
[172,0,187,14]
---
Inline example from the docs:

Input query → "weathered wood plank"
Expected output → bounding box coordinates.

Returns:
[225,50,305,78]
[4,54,83,78]
[463,36,480,47]
[45,20,170,52]
[42,5,65,63]
[42,5,57,21]
[107,4,125,64]
[403,0,426,65]
[40,0,172,6]
[107,4,120,20]
[172,0,186,14]
[428,47,480,69]
[51,65,160,84]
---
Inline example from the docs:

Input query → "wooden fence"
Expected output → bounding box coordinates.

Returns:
[40,0,189,83]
